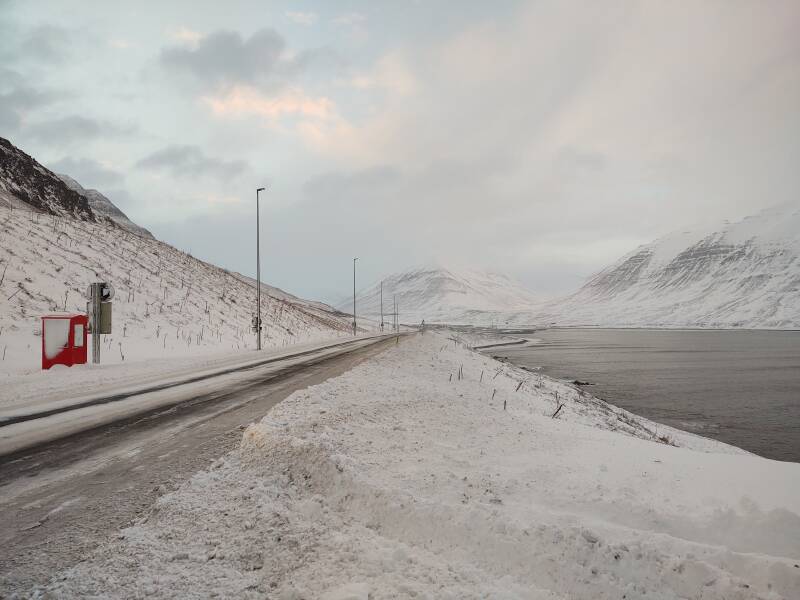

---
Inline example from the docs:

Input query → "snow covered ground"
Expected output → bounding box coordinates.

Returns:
[0,334,393,456]
[33,332,800,599]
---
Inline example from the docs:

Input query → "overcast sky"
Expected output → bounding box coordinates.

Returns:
[2,0,798,303]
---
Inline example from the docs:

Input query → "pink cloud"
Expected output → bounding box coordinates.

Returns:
[202,86,335,120]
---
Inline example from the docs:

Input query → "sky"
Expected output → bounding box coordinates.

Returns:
[1,0,799,304]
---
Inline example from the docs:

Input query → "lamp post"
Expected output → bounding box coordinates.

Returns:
[256,186,265,350]
[352,257,358,336]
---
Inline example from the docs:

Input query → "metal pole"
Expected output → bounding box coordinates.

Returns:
[380,280,383,332]
[256,187,265,350]
[352,257,358,336]
[92,282,100,363]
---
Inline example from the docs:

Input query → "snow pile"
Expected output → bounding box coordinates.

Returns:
[528,203,800,329]
[0,206,358,376]
[35,333,800,598]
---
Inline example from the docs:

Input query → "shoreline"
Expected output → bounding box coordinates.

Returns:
[482,328,800,463]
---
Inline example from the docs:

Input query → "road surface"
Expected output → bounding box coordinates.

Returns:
[0,335,398,596]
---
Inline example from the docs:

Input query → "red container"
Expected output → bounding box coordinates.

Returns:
[41,313,88,370]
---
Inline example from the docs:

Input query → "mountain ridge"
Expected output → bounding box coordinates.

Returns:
[0,137,96,220]
[528,203,800,329]
[349,266,541,325]
[56,173,154,238]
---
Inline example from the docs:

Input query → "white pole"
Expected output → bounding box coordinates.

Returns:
[256,187,265,350]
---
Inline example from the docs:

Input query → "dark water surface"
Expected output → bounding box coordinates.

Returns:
[495,329,800,462]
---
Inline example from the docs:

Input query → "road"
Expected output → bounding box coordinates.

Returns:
[0,335,398,596]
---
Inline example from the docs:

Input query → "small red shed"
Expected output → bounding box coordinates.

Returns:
[41,313,89,370]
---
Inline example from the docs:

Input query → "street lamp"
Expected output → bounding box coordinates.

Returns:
[352,257,358,336]
[256,186,266,350]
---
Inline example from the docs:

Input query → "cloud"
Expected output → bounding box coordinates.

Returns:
[159,28,289,89]
[169,26,203,45]
[0,83,57,131]
[108,38,134,50]
[333,13,366,27]
[48,157,125,188]
[18,24,74,63]
[285,11,318,26]
[135,145,248,181]
[202,85,335,121]
[348,53,416,95]
[24,115,135,144]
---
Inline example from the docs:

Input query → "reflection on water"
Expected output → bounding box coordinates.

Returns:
[495,328,800,462]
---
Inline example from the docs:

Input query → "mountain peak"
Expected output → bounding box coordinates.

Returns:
[351,265,541,324]
[57,173,153,238]
[533,202,800,328]
[0,136,95,220]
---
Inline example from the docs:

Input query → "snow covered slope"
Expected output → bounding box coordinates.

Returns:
[0,137,95,220]
[0,138,358,374]
[530,204,800,329]
[351,266,541,325]
[57,173,153,238]
[0,205,355,375]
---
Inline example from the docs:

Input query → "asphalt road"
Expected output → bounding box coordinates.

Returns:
[0,335,397,597]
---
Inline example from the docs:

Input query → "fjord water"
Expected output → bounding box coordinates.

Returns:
[496,329,800,462]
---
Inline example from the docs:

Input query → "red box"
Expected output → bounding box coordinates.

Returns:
[41,313,89,370]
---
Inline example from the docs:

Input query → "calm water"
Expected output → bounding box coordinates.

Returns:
[495,329,800,462]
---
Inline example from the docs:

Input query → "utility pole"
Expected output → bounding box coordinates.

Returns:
[393,294,397,332]
[256,186,265,350]
[352,257,358,336]
[380,280,384,332]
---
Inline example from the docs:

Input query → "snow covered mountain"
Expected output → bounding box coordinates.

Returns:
[0,137,95,220]
[350,266,541,325]
[530,204,800,329]
[57,173,153,238]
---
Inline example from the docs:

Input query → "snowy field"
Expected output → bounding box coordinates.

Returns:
[32,332,800,599]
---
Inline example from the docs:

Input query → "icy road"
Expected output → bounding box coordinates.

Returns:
[0,334,400,595]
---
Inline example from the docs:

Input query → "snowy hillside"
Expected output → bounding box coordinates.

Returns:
[0,206,356,374]
[57,173,153,238]
[0,137,95,220]
[349,266,541,325]
[0,137,359,374]
[530,204,800,329]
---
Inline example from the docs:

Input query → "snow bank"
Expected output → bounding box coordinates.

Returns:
[35,333,800,599]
